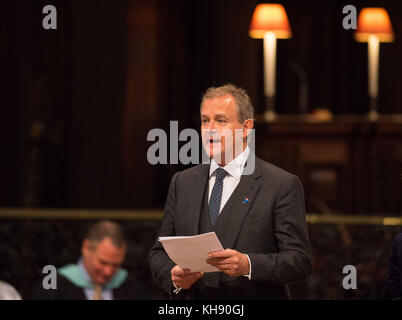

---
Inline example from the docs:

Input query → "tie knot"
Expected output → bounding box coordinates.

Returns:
[215,167,228,181]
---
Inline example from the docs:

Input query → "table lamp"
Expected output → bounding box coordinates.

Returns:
[249,3,292,121]
[355,8,394,121]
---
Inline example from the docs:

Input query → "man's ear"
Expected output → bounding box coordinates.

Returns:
[243,119,254,138]
[82,239,91,256]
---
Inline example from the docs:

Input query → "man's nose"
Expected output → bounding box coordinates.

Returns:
[206,120,218,131]
[103,266,114,277]
[206,123,219,134]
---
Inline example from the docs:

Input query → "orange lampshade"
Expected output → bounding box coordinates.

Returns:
[249,4,292,39]
[355,8,394,42]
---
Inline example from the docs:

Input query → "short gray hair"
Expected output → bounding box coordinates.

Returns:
[201,84,254,123]
[85,220,126,249]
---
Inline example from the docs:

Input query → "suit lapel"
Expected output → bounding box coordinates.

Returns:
[187,164,210,235]
[214,158,262,249]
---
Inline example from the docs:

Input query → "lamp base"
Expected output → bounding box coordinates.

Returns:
[263,110,277,122]
[368,109,379,122]
[264,95,276,122]
[368,96,379,122]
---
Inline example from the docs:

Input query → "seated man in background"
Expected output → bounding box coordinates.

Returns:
[33,220,145,300]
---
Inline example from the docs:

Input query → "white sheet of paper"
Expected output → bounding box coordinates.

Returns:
[158,232,224,273]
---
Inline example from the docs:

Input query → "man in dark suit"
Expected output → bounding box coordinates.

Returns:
[148,84,312,299]
[33,220,144,300]
[384,233,402,299]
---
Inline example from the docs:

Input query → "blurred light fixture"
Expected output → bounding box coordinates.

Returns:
[249,3,292,121]
[355,8,394,121]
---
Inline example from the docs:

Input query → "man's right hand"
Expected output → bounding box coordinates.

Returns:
[171,265,203,290]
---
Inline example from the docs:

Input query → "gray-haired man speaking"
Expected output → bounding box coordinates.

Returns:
[149,84,312,299]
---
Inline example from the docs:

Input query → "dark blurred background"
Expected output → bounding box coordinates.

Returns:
[1,0,402,299]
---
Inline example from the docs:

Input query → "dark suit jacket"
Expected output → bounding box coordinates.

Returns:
[148,156,312,300]
[31,273,147,300]
[384,233,402,300]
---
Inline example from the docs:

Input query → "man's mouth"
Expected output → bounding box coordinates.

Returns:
[209,138,221,144]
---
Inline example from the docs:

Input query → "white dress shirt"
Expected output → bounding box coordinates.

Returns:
[173,146,252,293]
[208,146,252,279]
[208,146,250,212]
[78,258,113,300]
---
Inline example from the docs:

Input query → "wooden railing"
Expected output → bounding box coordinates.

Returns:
[0,208,401,225]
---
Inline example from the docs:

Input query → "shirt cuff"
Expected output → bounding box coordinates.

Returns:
[172,281,182,294]
[242,254,252,280]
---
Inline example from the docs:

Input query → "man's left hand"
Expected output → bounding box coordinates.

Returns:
[206,249,250,277]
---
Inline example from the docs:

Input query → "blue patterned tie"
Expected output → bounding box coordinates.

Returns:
[209,167,228,225]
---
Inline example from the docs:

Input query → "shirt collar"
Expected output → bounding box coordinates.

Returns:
[77,257,92,283]
[209,146,250,181]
